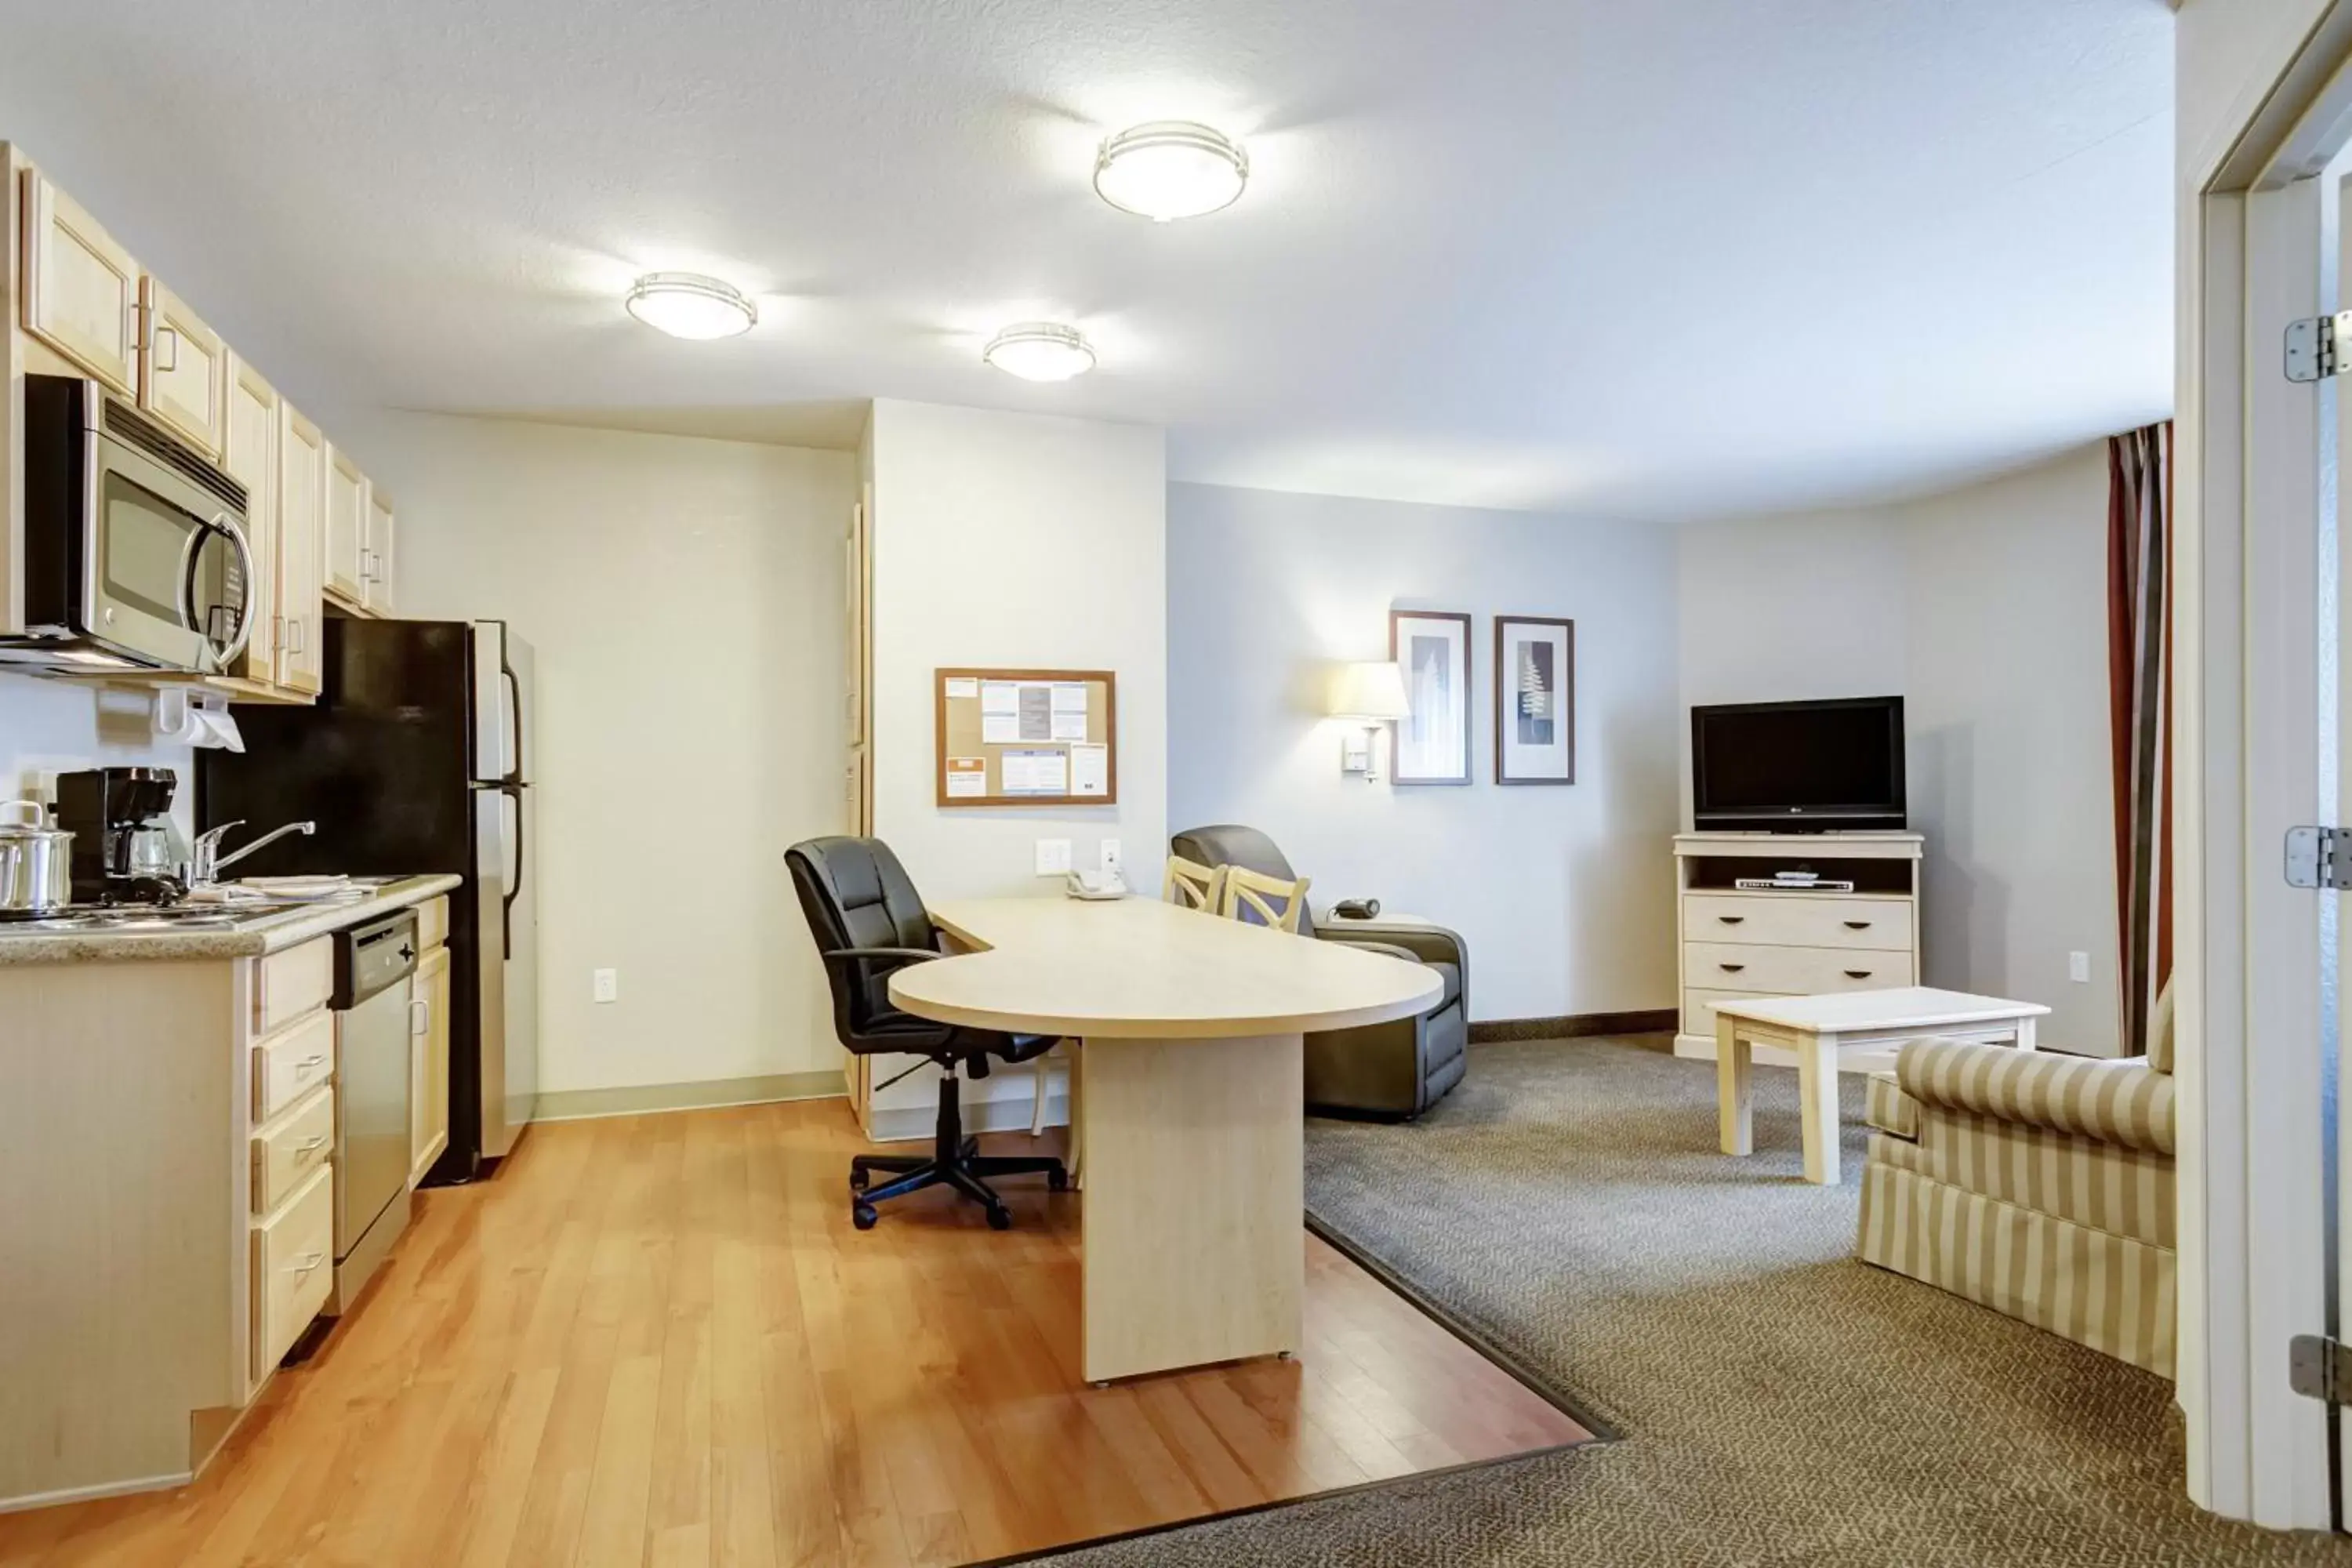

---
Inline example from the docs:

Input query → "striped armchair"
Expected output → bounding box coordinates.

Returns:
[1856,994,2176,1376]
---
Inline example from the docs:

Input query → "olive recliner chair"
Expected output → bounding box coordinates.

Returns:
[1170,825,1468,1120]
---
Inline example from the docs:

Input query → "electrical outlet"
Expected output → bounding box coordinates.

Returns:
[593,967,619,1004]
[2067,951,2089,984]
[1100,838,1123,877]
[1035,838,1073,876]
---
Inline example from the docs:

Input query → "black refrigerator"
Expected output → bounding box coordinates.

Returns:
[201,618,538,1182]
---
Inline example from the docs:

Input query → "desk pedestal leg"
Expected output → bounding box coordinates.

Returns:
[1080,1031,1303,1385]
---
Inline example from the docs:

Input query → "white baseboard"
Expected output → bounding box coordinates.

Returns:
[869,1090,1069,1145]
[532,1069,847,1123]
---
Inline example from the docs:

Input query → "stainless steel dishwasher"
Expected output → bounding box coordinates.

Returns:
[327,907,416,1315]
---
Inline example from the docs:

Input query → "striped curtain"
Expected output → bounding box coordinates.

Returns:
[2107,423,2173,1058]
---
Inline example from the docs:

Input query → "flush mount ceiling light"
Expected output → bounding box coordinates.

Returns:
[1093,121,1249,221]
[624,271,757,339]
[983,321,1096,381]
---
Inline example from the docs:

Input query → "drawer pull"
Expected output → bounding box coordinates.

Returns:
[1716,915,1744,925]
[1844,969,1872,979]
[297,1054,327,1070]
[289,1250,326,1277]
[1719,963,1745,973]
[296,1134,328,1154]
[1842,920,1872,930]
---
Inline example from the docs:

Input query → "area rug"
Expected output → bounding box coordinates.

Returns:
[1022,1036,2352,1566]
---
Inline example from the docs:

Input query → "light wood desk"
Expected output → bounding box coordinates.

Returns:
[891,895,1439,1384]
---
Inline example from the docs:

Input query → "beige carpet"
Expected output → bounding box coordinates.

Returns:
[1020,1036,2352,1567]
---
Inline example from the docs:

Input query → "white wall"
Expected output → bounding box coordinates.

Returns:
[1678,444,2122,1054]
[348,413,855,1102]
[865,399,1167,1132]
[0,674,194,829]
[868,400,1167,897]
[1166,482,1682,1022]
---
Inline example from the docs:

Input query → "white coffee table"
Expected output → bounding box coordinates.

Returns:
[1713,987,2050,1185]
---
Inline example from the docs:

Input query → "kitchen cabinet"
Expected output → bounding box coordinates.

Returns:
[325,445,368,611]
[276,405,327,695]
[223,358,280,688]
[364,483,396,615]
[19,170,140,396]
[138,277,227,457]
[411,938,449,1186]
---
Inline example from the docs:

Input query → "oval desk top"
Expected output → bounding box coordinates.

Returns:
[887,896,1443,1040]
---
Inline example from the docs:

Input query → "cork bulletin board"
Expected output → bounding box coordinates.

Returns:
[935,667,1119,808]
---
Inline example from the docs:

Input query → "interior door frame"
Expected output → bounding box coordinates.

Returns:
[2181,3,2352,1529]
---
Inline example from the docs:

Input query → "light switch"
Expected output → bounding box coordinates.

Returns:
[1036,838,1073,876]
[593,967,619,1004]
[2067,951,2089,984]
[1100,838,1123,877]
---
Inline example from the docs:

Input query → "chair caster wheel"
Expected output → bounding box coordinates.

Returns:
[1048,1167,1070,1192]
[850,1170,869,1192]
[852,1204,878,1231]
[985,1204,1012,1232]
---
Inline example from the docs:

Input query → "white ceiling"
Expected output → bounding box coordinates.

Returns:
[1,1,2173,520]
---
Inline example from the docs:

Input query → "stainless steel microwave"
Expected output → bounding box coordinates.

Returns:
[2,374,254,673]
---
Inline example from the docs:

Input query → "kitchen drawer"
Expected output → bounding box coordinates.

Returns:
[252,1084,335,1214]
[1683,984,1796,1037]
[255,937,333,1036]
[251,1163,334,1375]
[253,1007,336,1122]
[1685,941,1911,996]
[1684,894,1914,952]
[416,895,448,953]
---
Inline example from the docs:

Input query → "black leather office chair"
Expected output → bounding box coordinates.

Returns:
[787,836,1067,1230]
[1171,825,1468,1120]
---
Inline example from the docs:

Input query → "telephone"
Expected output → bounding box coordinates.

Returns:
[1065,868,1129,901]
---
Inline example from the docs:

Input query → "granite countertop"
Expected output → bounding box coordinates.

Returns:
[0,874,464,964]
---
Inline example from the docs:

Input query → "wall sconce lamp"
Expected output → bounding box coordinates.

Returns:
[1330,661,1412,782]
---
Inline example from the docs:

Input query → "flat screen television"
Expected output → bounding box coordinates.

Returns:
[1690,695,1906,833]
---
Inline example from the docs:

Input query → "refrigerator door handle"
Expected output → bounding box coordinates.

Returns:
[499,782,525,950]
[501,663,525,786]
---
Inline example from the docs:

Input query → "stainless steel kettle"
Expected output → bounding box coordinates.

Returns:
[0,799,73,913]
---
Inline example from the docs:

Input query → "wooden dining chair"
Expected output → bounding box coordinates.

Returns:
[1219,865,1312,932]
[1163,853,1226,913]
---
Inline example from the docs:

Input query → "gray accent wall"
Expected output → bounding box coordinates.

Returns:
[1677,445,2122,1054]
[1167,481,1683,1022]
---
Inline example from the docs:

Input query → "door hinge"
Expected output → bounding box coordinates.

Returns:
[2285,826,2352,889]
[2292,1334,2352,1402]
[2288,314,2352,382]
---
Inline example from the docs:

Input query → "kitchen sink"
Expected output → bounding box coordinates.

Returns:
[0,903,311,931]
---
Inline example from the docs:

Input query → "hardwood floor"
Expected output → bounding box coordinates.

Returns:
[0,1098,1588,1567]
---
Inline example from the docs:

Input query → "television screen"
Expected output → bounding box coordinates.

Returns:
[1691,696,1905,832]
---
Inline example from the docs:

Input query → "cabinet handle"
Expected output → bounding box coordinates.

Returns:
[411,997,430,1036]
[297,1053,327,1070]
[1842,920,1871,930]
[1718,962,1746,973]
[288,619,305,654]
[296,1134,328,1154]
[154,325,179,374]
[1716,915,1744,924]
[290,1250,326,1276]
[1844,969,1872,979]
[127,300,142,354]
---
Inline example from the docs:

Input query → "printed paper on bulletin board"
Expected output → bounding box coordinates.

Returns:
[934,667,1118,807]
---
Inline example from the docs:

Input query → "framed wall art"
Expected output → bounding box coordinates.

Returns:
[1495,615,1575,784]
[1388,609,1472,785]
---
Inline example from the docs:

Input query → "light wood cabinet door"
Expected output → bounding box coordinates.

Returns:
[223,358,280,687]
[410,946,450,1186]
[277,405,326,695]
[363,485,396,615]
[324,446,367,611]
[20,171,140,395]
[138,277,227,456]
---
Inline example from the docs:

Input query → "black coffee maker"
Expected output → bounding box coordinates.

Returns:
[55,767,187,905]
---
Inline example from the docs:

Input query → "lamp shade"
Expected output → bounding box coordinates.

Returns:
[1330,660,1412,721]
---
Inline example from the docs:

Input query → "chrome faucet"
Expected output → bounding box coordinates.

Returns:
[189,819,316,887]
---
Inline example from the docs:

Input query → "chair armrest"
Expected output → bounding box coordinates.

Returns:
[1894,1038,2174,1156]
[819,945,941,979]
[1316,923,1465,968]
